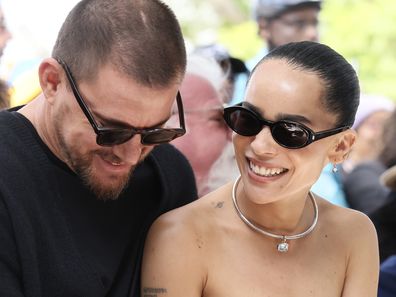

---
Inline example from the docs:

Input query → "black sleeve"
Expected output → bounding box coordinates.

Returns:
[0,194,24,297]
[152,143,198,211]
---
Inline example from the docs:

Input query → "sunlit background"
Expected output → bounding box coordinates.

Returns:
[1,0,396,106]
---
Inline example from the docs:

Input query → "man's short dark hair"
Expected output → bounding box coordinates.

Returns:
[52,0,186,87]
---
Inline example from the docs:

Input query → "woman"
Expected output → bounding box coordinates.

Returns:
[141,41,379,297]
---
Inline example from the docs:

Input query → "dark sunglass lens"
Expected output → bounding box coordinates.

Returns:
[141,130,179,145]
[272,122,309,148]
[225,108,261,136]
[97,130,134,146]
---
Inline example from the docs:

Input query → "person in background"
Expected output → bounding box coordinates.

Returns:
[378,255,396,297]
[373,163,396,297]
[232,0,321,103]
[193,44,249,104]
[343,94,394,213]
[369,109,396,263]
[0,3,12,109]
[0,0,197,296]
[142,41,378,297]
[170,54,233,196]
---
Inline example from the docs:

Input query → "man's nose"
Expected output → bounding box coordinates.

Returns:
[110,134,145,165]
[303,23,319,42]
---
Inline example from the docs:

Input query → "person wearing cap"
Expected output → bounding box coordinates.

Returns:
[342,95,395,214]
[231,0,321,103]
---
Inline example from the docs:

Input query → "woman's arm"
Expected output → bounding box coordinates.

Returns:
[141,210,206,297]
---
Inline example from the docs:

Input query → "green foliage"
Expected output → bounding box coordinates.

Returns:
[320,0,396,100]
[218,21,262,60]
[176,0,396,101]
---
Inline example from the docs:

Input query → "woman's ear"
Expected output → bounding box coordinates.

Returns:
[328,129,356,164]
[38,58,63,104]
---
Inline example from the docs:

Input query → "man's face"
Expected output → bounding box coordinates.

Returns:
[259,6,320,51]
[0,8,11,57]
[53,62,180,200]
[170,74,229,195]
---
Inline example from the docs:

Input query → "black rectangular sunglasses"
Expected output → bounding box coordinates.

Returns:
[56,58,186,147]
[223,102,349,149]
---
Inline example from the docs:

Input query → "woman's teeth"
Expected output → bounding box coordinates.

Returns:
[250,161,286,177]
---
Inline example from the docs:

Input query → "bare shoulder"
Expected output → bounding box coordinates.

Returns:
[141,184,234,296]
[316,195,378,249]
[314,196,380,296]
[146,182,233,247]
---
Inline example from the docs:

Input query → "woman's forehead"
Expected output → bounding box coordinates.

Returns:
[245,59,337,129]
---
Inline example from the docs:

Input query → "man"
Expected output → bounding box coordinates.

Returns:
[0,3,11,109]
[250,0,321,66]
[0,1,197,296]
[171,54,235,196]
[232,0,321,103]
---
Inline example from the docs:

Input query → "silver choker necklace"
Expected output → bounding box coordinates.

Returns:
[232,175,318,253]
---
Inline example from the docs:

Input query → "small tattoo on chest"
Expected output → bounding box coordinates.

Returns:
[215,201,224,208]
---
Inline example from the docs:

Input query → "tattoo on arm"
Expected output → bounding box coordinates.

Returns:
[143,287,168,297]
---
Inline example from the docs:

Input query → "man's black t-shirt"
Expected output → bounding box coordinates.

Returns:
[0,110,197,296]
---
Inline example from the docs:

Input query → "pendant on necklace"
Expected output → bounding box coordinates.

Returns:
[277,237,289,253]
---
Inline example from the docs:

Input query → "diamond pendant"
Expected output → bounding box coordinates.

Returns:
[277,238,289,253]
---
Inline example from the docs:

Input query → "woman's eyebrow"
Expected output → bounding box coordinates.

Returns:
[276,113,312,125]
[242,101,263,116]
[242,101,312,125]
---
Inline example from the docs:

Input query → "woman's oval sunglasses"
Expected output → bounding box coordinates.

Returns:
[223,102,349,149]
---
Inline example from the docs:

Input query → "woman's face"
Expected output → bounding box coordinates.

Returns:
[234,58,343,204]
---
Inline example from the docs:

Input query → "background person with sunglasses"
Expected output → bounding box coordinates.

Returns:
[141,41,379,297]
[0,0,197,296]
[231,0,322,104]
[169,54,232,197]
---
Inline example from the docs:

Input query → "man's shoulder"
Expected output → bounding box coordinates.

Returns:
[151,143,188,162]
[149,143,196,185]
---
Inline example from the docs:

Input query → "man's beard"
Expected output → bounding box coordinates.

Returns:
[55,125,136,201]
[72,150,135,201]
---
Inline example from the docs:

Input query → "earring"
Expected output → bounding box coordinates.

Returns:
[332,163,338,173]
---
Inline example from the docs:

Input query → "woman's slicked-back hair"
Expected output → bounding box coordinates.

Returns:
[251,41,360,127]
[52,0,186,87]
